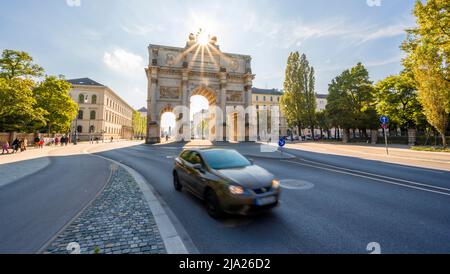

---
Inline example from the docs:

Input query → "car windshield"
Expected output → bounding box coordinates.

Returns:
[201,149,251,170]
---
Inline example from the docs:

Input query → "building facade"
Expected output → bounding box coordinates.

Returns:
[251,88,288,137]
[68,78,134,141]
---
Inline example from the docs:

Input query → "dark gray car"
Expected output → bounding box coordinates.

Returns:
[173,148,280,218]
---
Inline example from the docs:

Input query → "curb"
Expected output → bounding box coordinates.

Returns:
[90,153,189,254]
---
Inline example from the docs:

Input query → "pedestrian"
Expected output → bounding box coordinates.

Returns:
[110,136,114,143]
[20,138,28,152]
[55,136,60,146]
[2,141,9,154]
[166,135,169,142]
[34,136,40,148]
[39,139,44,148]
[12,138,20,153]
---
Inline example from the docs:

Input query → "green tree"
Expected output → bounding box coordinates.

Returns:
[132,111,147,138]
[316,110,331,139]
[33,76,78,133]
[0,77,46,132]
[281,52,316,136]
[375,73,425,142]
[326,63,376,142]
[402,0,450,147]
[0,49,44,80]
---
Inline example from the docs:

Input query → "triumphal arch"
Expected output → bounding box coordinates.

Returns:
[145,33,257,144]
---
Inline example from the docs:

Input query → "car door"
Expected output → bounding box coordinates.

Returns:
[184,152,206,196]
[177,151,193,186]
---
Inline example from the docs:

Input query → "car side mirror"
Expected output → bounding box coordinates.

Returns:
[192,164,205,172]
[248,158,254,165]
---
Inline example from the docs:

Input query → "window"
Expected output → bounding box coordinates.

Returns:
[187,152,203,165]
[78,110,83,120]
[263,96,266,102]
[78,94,85,103]
[91,95,97,104]
[90,111,96,120]
[201,149,251,170]
[270,96,273,102]
[77,125,83,133]
[256,96,259,101]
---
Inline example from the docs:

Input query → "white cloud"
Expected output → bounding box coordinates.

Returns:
[365,53,405,68]
[121,23,163,36]
[103,48,145,75]
[356,23,408,44]
[242,12,410,49]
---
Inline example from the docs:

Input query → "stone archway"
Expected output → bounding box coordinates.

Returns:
[189,86,221,141]
[145,33,255,144]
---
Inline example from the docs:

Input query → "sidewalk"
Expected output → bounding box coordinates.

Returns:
[43,166,166,254]
[0,141,145,189]
[285,142,450,171]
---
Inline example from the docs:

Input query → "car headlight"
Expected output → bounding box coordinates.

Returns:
[229,185,244,195]
[272,179,280,189]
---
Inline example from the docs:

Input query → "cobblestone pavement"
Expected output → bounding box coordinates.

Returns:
[44,165,166,254]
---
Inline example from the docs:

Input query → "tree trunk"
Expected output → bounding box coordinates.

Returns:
[342,129,350,143]
[371,130,378,144]
[442,133,447,148]
[407,128,417,146]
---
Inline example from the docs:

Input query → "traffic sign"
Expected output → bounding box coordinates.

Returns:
[381,124,388,129]
[278,137,286,147]
[380,116,389,124]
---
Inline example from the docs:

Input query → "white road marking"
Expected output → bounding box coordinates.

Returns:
[282,160,450,197]
[298,158,450,192]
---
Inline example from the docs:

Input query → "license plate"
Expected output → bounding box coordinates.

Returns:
[256,196,277,206]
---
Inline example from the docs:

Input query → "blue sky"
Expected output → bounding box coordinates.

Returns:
[0,0,417,109]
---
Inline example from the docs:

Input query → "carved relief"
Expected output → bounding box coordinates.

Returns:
[166,53,175,66]
[159,87,180,99]
[226,90,243,102]
[229,59,239,72]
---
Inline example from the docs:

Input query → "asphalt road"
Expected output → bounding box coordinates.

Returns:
[97,143,450,254]
[0,154,112,254]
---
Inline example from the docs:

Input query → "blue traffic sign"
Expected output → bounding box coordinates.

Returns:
[380,116,389,124]
[278,138,286,147]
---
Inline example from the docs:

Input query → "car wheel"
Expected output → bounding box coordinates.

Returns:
[205,189,223,219]
[173,172,182,191]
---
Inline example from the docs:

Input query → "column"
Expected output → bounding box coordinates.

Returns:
[219,71,227,142]
[146,67,160,144]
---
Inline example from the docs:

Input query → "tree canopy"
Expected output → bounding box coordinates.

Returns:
[402,0,450,147]
[0,49,77,134]
[281,52,316,135]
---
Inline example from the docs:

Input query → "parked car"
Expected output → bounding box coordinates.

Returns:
[173,148,280,218]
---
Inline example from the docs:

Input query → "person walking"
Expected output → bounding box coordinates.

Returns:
[20,138,28,152]
[2,141,9,154]
[55,136,60,146]
[110,136,114,143]
[12,138,20,153]
[39,138,44,149]
[34,136,40,148]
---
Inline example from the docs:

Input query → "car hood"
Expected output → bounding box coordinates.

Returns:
[215,165,274,189]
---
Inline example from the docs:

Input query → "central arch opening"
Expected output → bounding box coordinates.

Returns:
[160,112,176,142]
[190,95,209,140]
